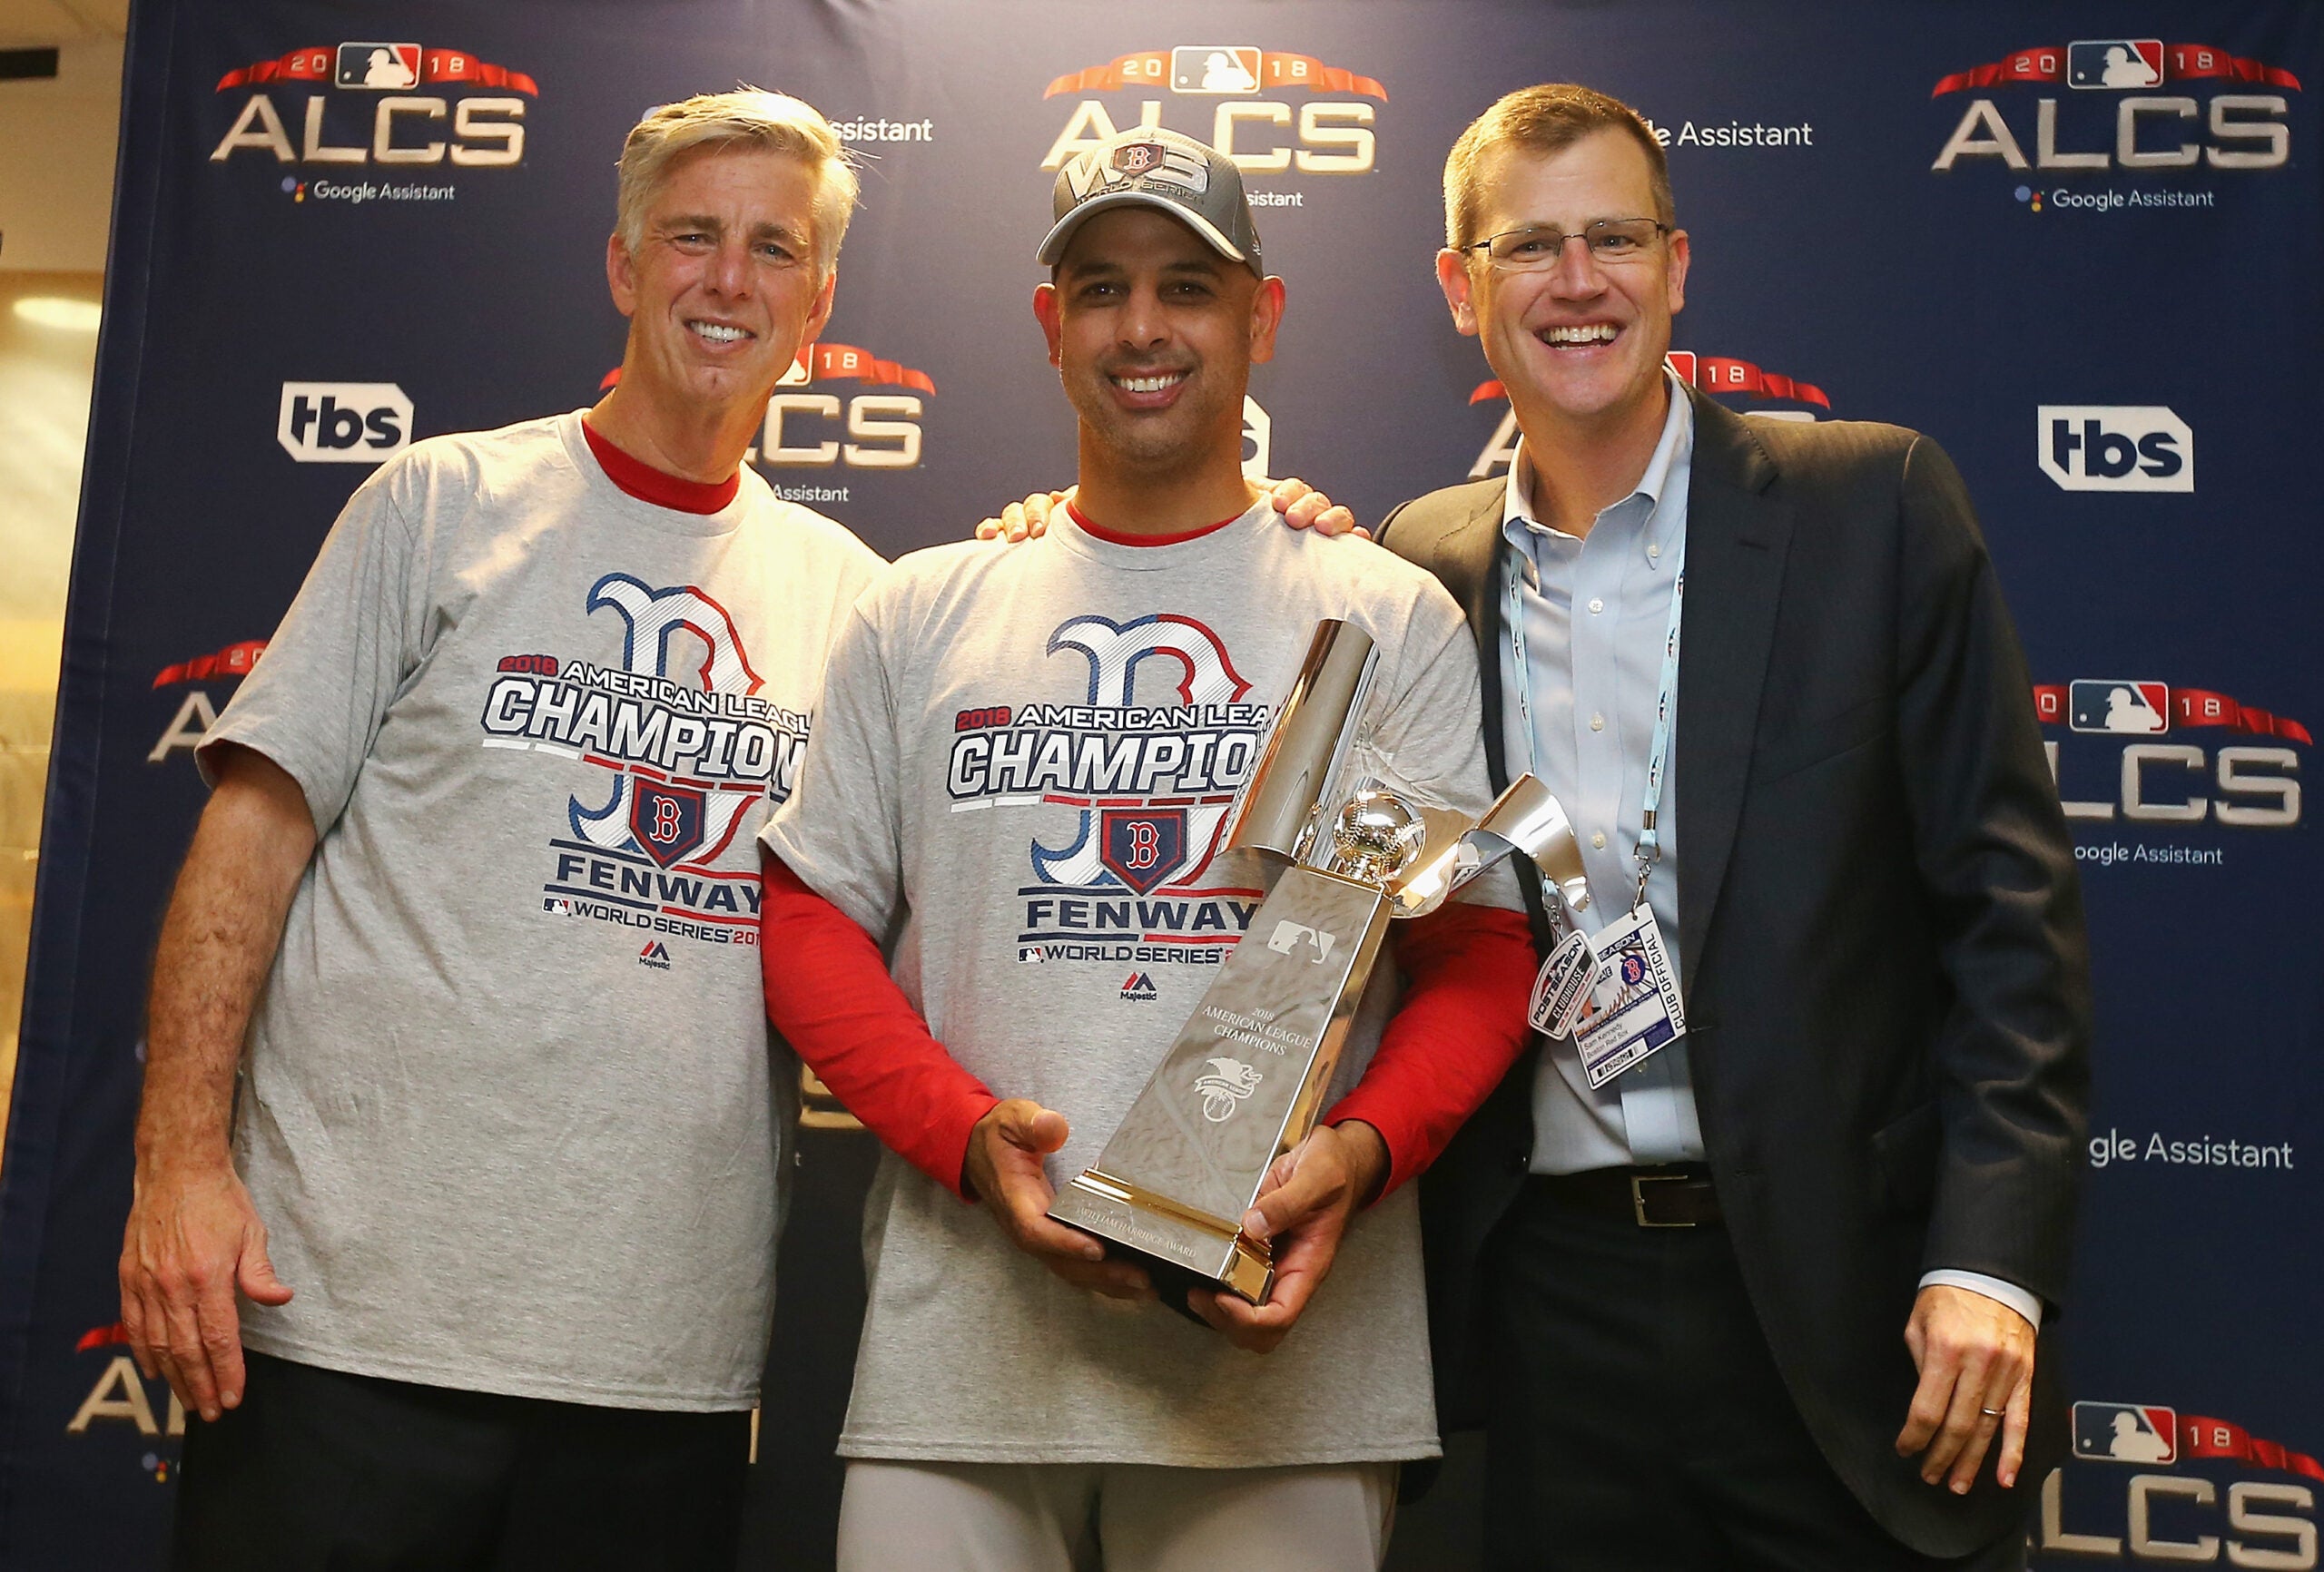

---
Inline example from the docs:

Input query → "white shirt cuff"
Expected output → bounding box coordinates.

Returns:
[1919,1270,2043,1331]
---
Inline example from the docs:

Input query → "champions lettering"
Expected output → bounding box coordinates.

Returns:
[481,663,807,789]
[947,702,1268,801]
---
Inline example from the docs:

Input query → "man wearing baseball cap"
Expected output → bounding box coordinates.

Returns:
[759,126,1537,1568]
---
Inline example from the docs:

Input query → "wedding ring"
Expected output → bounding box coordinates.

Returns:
[1981,1407,2005,1417]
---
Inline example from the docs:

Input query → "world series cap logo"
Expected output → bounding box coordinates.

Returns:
[1113,141,1163,174]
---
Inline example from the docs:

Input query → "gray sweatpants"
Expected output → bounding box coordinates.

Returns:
[835,1458,1399,1572]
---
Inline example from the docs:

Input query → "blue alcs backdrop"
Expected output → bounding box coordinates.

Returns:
[4,1,2319,1565]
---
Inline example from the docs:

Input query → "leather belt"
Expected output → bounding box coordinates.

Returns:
[1531,1164,1721,1228]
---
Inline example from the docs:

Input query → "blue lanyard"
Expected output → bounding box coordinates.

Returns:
[1506,521,1687,911]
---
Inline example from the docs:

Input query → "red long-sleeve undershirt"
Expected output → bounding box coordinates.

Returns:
[761,854,1537,1203]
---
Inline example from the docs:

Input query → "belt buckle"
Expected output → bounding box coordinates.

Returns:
[1630,1173,1695,1228]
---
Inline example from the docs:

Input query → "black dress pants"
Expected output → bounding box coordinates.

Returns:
[172,1350,751,1571]
[1479,1180,2027,1572]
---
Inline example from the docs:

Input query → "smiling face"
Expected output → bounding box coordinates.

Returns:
[1034,206,1283,477]
[1436,129,1688,435]
[606,143,836,424]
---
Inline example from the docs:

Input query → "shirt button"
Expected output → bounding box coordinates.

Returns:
[1590,712,1605,732]
[1648,543,1661,560]
[1588,597,1605,615]
[1591,832,1608,849]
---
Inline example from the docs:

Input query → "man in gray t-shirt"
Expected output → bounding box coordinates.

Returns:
[761,127,1537,1571]
[116,92,880,1567]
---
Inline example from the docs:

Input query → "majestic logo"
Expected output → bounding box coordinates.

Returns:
[2034,678,2306,830]
[636,940,673,971]
[211,42,532,171]
[1039,44,1384,175]
[1266,919,1337,964]
[1194,1056,1264,1121]
[278,382,411,463]
[1471,353,1827,477]
[1931,39,2296,181]
[1120,970,1159,1001]
[2074,1401,2180,1463]
[2038,406,2191,491]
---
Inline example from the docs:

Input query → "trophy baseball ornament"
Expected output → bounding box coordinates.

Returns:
[1048,620,1594,1312]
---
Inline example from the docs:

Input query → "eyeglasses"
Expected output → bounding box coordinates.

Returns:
[1458,219,1672,270]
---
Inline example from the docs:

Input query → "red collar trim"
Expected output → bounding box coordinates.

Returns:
[582,420,741,516]
[1066,500,1242,547]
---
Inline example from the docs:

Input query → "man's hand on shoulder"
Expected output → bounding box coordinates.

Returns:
[964,1098,1154,1302]
[1895,1283,2038,1493]
[1188,1118,1386,1353]
[118,1158,292,1423]
[972,478,1364,543]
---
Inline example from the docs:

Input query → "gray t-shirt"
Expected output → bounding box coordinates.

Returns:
[202,410,881,1409]
[761,503,1517,1466]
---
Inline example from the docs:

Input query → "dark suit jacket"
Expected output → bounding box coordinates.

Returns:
[1383,387,2093,1558]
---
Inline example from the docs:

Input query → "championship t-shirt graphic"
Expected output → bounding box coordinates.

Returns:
[477,572,812,946]
[942,612,1271,968]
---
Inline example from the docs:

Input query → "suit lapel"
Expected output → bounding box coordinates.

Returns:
[1674,391,1792,994]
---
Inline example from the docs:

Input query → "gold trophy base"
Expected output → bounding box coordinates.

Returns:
[1055,1168,1275,1310]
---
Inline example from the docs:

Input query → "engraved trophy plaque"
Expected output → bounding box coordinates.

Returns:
[1048,619,1590,1312]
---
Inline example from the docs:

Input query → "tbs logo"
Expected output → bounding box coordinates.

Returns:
[277,382,410,463]
[2072,1400,2178,1464]
[2038,406,2191,492]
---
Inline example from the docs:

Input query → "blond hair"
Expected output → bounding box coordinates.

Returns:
[1443,84,1674,249]
[615,88,859,272]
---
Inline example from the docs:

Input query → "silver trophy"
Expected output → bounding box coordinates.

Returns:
[1048,619,1590,1311]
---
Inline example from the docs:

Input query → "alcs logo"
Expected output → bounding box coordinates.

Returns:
[2038,406,2191,492]
[278,381,411,463]
[764,342,934,470]
[1040,44,1384,175]
[2035,678,2307,826]
[1931,37,2297,176]
[211,41,534,168]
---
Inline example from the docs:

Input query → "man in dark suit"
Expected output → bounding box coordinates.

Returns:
[1380,85,2092,1570]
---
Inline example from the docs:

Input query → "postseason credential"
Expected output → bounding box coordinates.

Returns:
[1572,904,1687,1088]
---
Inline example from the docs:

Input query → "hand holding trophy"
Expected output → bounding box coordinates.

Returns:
[1047,619,1591,1322]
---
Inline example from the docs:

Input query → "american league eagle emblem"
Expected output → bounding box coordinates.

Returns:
[1194,1056,1264,1123]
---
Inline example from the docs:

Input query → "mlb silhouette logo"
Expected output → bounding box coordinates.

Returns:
[2070,681,2171,735]
[1171,46,1261,94]
[629,781,708,868]
[2073,1401,2178,1464]
[335,43,421,89]
[1099,808,1187,895]
[2068,40,2164,88]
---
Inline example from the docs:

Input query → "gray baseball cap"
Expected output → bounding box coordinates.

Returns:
[1037,126,1264,278]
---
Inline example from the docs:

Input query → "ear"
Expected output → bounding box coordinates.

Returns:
[607,231,638,318]
[803,266,838,348]
[1246,276,1286,365]
[1033,281,1063,368]
[1435,250,1480,338]
[1663,227,1690,319]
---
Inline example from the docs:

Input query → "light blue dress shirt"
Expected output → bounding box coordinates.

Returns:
[1494,373,2039,1328]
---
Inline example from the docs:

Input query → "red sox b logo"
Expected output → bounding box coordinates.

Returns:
[1033,613,1249,889]
[570,573,764,870]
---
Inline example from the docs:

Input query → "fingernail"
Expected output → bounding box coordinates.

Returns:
[1241,1210,1270,1240]
[202,1406,219,1421]
[222,1390,239,1409]
[1952,1481,1969,1496]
